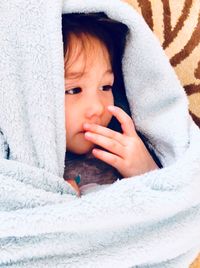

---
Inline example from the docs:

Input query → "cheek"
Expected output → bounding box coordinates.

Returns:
[65,98,69,126]
[65,98,81,137]
[65,98,74,132]
[104,93,114,122]
[105,92,114,106]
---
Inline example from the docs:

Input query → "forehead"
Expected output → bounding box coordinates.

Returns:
[64,33,112,77]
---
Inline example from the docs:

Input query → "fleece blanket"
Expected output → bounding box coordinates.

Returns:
[0,0,200,267]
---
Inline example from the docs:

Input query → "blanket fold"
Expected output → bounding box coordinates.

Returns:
[0,0,200,267]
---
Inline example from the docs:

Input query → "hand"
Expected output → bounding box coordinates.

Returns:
[65,178,81,197]
[83,105,159,178]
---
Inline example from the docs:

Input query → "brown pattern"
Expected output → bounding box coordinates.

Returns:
[184,84,200,95]
[162,0,193,49]
[137,0,153,30]
[195,60,200,79]
[170,11,200,66]
[190,110,200,126]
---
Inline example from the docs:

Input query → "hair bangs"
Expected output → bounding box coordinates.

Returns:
[64,32,110,79]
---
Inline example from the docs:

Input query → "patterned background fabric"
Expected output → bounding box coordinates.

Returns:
[124,0,200,129]
[124,0,200,267]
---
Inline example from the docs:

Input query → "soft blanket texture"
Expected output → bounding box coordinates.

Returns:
[0,0,200,267]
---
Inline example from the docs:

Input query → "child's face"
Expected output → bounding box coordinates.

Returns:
[65,34,114,154]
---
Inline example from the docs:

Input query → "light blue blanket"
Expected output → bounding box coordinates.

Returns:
[0,0,200,267]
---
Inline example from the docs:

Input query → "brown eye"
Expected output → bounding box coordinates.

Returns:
[65,87,82,95]
[100,85,113,91]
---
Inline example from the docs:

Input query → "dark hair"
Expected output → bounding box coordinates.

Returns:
[62,12,131,133]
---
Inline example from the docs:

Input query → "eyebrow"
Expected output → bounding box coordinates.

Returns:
[66,69,113,78]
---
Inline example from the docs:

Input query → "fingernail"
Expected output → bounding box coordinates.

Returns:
[85,132,92,137]
[107,105,115,111]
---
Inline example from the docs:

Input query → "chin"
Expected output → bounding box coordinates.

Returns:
[71,142,95,155]
[67,132,96,154]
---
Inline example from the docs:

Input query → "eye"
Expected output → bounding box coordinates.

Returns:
[100,85,113,91]
[65,87,82,95]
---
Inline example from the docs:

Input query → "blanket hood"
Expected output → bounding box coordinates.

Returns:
[62,0,191,168]
[0,0,193,178]
[62,0,194,174]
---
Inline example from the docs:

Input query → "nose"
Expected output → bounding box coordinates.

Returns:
[84,94,104,121]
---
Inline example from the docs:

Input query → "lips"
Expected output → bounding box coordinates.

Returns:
[79,122,100,134]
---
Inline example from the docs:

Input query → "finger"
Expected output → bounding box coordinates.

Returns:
[107,105,136,137]
[83,123,126,146]
[66,179,81,197]
[84,132,125,158]
[92,148,122,172]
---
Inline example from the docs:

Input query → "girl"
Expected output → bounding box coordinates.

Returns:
[62,13,162,196]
